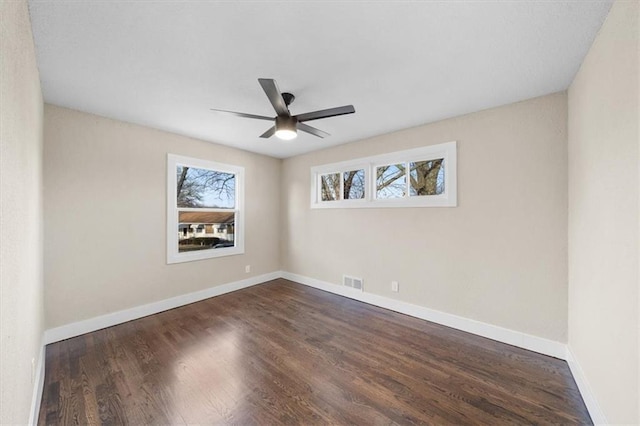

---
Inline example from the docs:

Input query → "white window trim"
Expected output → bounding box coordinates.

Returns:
[315,165,370,208]
[310,141,457,209]
[167,154,244,264]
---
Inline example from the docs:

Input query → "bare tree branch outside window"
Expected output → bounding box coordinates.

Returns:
[376,164,407,199]
[410,159,445,196]
[343,170,365,199]
[375,159,445,199]
[177,166,235,208]
[321,173,340,201]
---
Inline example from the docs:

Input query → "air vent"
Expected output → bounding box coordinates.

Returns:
[343,275,363,292]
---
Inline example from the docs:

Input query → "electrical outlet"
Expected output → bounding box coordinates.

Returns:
[245,265,251,273]
[391,281,399,292]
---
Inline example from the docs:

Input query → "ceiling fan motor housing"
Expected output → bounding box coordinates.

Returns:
[276,115,298,130]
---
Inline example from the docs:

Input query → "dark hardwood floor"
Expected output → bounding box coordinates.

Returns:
[39,279,591,425]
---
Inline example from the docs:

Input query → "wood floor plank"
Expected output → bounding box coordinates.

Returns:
[39,279,591,425]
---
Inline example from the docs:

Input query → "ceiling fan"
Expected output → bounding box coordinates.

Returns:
[210,78,355,141]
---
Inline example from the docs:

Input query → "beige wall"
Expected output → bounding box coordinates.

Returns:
[0,1,45,424]
[282,93,568,342]
[568,0,639,423]
[44,105,281,328]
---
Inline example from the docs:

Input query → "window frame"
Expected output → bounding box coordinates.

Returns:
[167,154,244,264]
[310,141,457,209]
[312,163,370,209]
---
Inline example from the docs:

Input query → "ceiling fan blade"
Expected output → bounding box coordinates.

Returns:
[210,109,273,121]
[295,105,355,123]
[259,126,276,138]
[258,78,290,117]
[298,123,330,138]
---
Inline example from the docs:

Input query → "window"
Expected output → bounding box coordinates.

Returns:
[320,173,340,201]
[343,169,365,199]
[376,163,406,199]
[318,169,366,203]
[167,154,244,264]
[410,159,445,196]
[310,141,456,208]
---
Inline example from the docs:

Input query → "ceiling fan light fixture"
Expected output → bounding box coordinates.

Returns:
[275,128,297,140]
[275,116,297,140]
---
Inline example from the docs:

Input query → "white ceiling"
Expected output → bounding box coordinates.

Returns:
[29,0,612,159]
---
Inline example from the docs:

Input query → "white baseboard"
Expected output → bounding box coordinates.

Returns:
[281,271,567,360]
[28,342,45,426]
[43,271,281,344]
[566,346,607,425]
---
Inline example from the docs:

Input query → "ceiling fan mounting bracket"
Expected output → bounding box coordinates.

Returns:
[282,92,295,107]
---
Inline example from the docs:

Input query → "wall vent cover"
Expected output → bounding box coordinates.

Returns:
[343,275,363,291]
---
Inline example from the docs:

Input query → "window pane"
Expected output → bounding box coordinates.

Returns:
[320,173,340,201]
[343,169,365,200]
[410,159,445,196]
[177,166,235,208]
[178,211,235,252]
[376,164,406,199]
